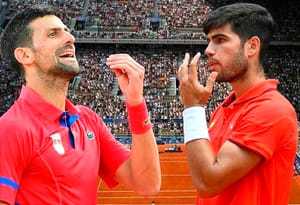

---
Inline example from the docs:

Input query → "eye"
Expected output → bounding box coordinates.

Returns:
[215,37,226,44]
[48,31,57,37]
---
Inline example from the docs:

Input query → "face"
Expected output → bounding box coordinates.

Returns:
[29,15,80,80]
[205,24,248,83]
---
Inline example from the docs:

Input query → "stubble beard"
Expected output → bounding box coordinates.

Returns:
[43,56,81,81]
[215,49,248,83]
[36,58,81,88]
[55,60,80,79]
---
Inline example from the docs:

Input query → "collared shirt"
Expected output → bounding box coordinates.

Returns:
[197,79,298,205]
[0,85,130,205]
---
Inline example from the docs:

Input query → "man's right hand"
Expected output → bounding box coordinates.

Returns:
[177,52,218,108]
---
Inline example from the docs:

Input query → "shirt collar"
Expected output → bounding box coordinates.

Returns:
[19,85,80,122]
[222,79,278,107]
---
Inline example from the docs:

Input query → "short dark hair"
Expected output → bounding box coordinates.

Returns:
[0,5,57,78]
[203,3,274,62]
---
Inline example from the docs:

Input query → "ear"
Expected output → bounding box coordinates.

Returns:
[245,36,260,57]
[14,47,33,65]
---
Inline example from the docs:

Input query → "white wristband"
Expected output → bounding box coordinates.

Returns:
[183,106,209,144]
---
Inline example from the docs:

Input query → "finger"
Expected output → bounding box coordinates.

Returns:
[107,54,143,72]
[107,53,130,61]
[107,60,143,76]
[189,52,201,81]
[108,58,145,82]
[112,67,125,77]
[109,63,137,78]
[178,53,190,80]
[205,71,218,94]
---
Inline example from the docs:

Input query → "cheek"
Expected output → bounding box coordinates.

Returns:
[220,46,240,65]
[34,50,58,68]
[218,52,232,68]
[37,47,56,59]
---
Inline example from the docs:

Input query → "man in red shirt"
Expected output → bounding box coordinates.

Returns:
[177,3,298,205]
[0,5,161,205]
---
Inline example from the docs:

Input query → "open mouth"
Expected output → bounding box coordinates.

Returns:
[59,51,75,58]
[58,49,77,63]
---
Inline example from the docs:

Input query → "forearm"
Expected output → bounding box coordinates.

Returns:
[185,139,261,198]
[185,140,224,197]
[130,129,161,195]
[124,99,161,195]
[183,107,232,196]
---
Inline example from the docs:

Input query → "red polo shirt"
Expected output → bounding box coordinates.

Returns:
[0,85,131,204]
[197,79,298,205]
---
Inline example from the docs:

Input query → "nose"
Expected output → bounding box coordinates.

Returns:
[65,30,75,45]
[204,42,215,57]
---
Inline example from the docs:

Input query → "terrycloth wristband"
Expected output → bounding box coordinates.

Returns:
[183,106,209,144]
[126,99,152,134]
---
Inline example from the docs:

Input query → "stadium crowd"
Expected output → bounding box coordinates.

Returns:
[0,0,299,145]
[1,44,299,143]
[3,0,299,41]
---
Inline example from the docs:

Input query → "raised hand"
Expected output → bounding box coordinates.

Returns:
[177,52,218,108]
[106,54,144,105]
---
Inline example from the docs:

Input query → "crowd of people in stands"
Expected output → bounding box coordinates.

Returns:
[64,44,233,140]
[3,0,299,41]
[1,44,298,143]
[0,0,299,144]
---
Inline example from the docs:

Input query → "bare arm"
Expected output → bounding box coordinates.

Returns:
[178,53,261,197]
[186,140,261,197]
[106,54,161,196]
[0,201,9,205]
[114,129,161,196]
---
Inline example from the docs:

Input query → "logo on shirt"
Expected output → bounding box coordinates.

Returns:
[229,123,234,130]
[86,131,95,140]
[50,133,65,155]
[209,121,216,129]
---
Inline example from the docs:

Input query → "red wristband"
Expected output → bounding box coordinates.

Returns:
[126,99,152,134]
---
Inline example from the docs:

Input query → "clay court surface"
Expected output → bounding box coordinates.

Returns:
[96,144,300,205]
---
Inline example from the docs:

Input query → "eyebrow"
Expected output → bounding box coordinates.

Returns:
[49,27,70,33]
[207,33,228,42]
[211,33,227,39]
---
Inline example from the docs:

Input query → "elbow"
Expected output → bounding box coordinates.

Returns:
[196,186,219,198]
[135,177,161,196]
[150,178,162,195]
[144,182,161,196]
[193,179,220,198]
[136,165,162,196]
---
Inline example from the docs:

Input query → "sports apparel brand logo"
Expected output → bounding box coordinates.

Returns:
[86,131,95,140]
[209,121,215,129]
[50,133,65,155]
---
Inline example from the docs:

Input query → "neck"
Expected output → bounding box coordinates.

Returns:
[231,67,265,98]
[26,78,69,111]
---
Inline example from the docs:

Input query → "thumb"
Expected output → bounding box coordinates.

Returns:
[205,72,218,94]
